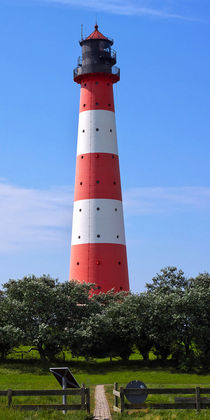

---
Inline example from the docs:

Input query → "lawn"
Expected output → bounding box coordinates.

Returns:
[0,355,210,419]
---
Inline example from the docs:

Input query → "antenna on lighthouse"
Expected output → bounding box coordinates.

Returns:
[81,24,83,41]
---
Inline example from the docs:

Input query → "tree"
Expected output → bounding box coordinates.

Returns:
[0,293,22,359]
[145,267,192,363]
[146,266,190,294]
[70,295,135,360]
[3,276,95,360]
[188,273,210,367]
[130,293,154,361]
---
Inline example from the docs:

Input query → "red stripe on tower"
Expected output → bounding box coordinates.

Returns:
[69,24,129,293]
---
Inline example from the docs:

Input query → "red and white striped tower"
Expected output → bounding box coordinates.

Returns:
[70,25,129,293]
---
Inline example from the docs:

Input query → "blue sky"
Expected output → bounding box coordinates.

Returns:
[0,0,210,291]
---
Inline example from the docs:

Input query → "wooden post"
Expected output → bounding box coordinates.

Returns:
[81,384,85,410]
[120,387,125,413]
[7,389,12,408]
[86,388,90,414]
[114,383,118,408]
[195,387,201,412]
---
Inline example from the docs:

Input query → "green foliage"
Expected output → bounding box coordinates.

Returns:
[0,293,23,359]
[71,297,134,360]
[0,267,210,368]
[0,325,22,360]
[146,266,190,294]
[2,276,95,361]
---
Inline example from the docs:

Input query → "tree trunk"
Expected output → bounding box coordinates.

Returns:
[37,346,46,360]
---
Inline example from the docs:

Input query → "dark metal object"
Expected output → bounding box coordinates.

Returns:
[74,28,120,81]
[73,65,120,80]
[50,367,80,414]
[49,367,80,389]
[125,380,148,404]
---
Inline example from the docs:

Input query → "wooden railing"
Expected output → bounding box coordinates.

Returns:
[113,383,210,413]
[0,386,90,412]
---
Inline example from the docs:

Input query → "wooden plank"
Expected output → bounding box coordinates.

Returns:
[198,398,210,403]
[125,402,210,410]
[85,388,90,414]
[196,387,201,412]
[175,397,195,403]
[150,403,196,410]
[175,397,210,403]
[113,390,120,398]
[120,387,125,413]
[0,391,8,396]
[14,404,82,411]
[113,406,121,413]
[200,388,210,394]
[81,384,85,410]
[114,383,119,408]
[7,389,12,408]
[201,404,210,409]
[11,389,81,396]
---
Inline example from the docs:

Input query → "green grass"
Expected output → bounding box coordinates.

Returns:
[0,357,210,419]
[111,410,210,419]
[0,408,91,420]
[1,358,210,388]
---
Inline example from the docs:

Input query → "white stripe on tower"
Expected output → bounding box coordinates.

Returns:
[71,199,126,245]
[77,110,118,156]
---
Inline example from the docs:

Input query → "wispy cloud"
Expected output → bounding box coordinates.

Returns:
[0,181,209,253]
[124,186,210,215]
[0,181,73,253]
[39,0,201,21]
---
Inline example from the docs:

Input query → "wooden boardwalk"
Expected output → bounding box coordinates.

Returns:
[94,385,112,420]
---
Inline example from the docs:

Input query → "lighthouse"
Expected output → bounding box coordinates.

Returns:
[70,24,129,293]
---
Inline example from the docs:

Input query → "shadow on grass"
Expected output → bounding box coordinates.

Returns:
[1,358,210,376]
